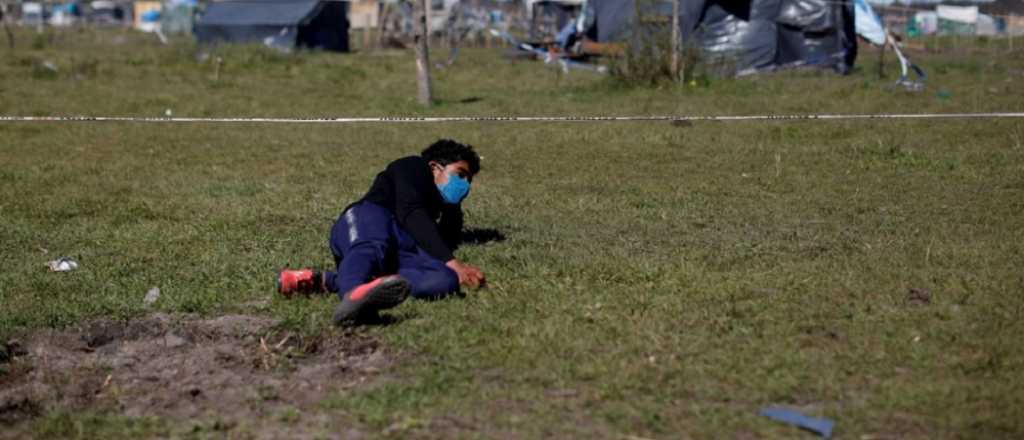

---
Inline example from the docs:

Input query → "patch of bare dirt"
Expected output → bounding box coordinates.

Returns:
[0,313,393,438]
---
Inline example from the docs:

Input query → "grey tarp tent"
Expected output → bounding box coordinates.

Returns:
[584,0,857,74]
[195,0,349,52]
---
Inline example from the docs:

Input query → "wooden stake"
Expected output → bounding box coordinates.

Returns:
[414,0,433,106]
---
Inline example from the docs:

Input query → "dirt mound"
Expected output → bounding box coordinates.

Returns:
[0,313,392,438]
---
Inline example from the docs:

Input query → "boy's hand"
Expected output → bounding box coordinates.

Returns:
[446,259,486,288]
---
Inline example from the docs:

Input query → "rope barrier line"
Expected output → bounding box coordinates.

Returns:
[1,113,1024,124]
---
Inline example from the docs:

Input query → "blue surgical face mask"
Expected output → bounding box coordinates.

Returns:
[437,172,470,205]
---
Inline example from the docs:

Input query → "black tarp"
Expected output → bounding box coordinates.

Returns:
[195,0,349,52]
[584,0,857,74]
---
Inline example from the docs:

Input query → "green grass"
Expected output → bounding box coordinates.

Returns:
[29,412,168,439]
[2,27,1024,438]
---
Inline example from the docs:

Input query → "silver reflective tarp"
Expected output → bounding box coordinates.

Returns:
[584,0,857,74]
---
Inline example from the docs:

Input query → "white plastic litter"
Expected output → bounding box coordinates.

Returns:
[144,287,161,305]
[47,257,78,272]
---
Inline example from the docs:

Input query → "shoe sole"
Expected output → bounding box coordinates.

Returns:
[333,278,410,325]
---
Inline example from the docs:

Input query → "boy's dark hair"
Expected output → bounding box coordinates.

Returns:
[421,139,481,175]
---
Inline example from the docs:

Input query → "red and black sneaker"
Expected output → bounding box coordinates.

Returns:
[277,269,323,298]
[333,275,410,325]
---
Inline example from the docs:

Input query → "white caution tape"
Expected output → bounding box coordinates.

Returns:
[1,113,1023,124]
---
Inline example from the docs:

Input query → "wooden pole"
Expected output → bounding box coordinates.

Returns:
[1010,15,1015,52]
[37,3,45,34]
[671,0,680,81]
[414,0,433,106]
[878,36,887,78]
[363,14,371,50]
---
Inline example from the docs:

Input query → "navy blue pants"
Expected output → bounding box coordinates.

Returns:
[324,201,459,300]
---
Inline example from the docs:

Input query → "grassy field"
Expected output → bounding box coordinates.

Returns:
[2,27,1024,438]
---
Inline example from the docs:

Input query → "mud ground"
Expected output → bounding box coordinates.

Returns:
[0,313,394,438]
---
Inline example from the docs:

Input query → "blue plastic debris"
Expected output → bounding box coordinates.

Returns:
[140,9,161,22]
[760,407,834,438]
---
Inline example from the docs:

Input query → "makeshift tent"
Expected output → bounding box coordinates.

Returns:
[349,0,378,30]
[583,0,858,74]
[162,0,196,34]
[50,2,81,26]
[975,13,998,35]
[911,10,938,35]
[89,1,128,25]
[21,2,45,25]
[133,0,161,32]
[937,4,978,34]
[195,0,349,52]
[527,0,582,39]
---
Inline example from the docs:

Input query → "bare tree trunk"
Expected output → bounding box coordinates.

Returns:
[670,0,680,81]
[376,2,389,48]
[414,0,433,106]
[1,3,14,50]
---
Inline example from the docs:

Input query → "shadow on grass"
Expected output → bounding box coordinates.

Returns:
[350,310,411,327]
[460,227,506,246]
[435,96,485,106]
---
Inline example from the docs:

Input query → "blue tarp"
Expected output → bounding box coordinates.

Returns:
[198,0,322,27]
